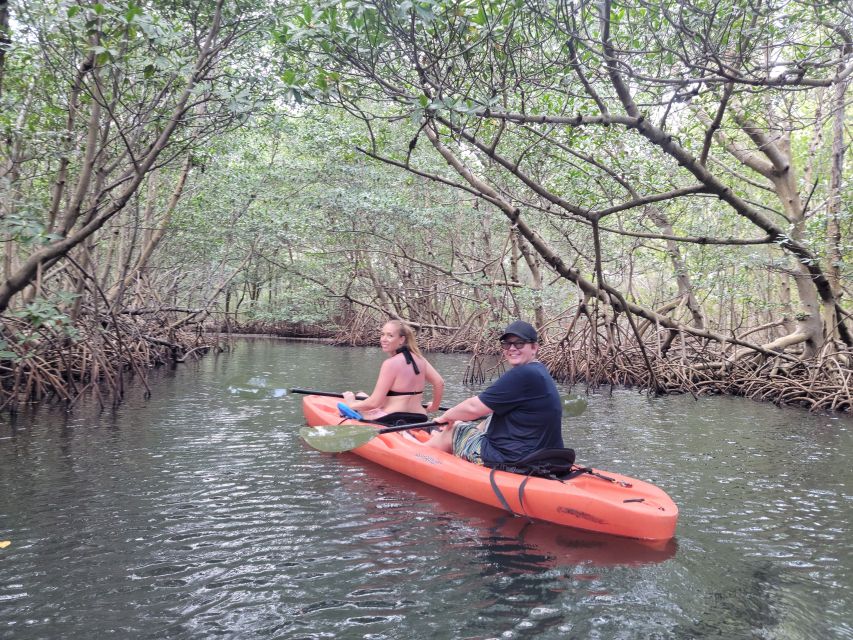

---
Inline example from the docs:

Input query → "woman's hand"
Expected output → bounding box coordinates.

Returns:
[342,391,356,403]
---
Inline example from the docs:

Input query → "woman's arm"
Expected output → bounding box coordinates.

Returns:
[422,359,445,413]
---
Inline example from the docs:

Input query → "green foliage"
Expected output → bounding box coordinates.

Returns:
[3,0,850,346]
[0,340,19,361]
[8,294,81,337]
[262,0,852,338]
[0,213,60,247]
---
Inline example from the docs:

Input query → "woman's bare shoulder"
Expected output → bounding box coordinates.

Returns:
[381,352,407,369]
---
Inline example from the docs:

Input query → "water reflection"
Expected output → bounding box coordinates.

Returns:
[338,457,678,568]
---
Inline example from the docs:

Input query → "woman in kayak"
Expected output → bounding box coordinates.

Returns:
[342,320,445,426]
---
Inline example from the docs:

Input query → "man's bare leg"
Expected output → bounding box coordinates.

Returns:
[424,425,454,453]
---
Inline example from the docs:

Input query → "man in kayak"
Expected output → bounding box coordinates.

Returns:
[425,320,563,464]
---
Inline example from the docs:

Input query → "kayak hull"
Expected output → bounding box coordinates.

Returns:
[301,395,678,541]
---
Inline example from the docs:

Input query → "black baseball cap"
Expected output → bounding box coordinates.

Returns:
[499,320,538,343]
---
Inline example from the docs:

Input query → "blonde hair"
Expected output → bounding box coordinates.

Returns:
[385,320,423,358]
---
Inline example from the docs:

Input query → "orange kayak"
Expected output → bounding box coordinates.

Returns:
[301,395,678,541]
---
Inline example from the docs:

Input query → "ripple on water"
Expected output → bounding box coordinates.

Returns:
[1,343,851,640]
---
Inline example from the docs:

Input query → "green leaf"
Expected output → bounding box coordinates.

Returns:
[414,4,435,23]
[125,3,143,22]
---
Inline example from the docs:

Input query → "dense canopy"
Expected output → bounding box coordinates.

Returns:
[1,0,851,409]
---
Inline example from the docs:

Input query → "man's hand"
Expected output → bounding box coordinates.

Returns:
[434,414,455,430]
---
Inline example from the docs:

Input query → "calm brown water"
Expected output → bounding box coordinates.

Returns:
[1,338,851,639]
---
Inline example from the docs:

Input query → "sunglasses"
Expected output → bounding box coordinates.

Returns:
[499,339,533,351]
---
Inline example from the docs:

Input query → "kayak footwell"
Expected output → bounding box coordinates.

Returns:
[301,395,678,541]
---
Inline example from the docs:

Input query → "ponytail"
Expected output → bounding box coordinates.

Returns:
[387,320,423,358]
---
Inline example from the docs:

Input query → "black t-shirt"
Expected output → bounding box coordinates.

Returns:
[478,361,563,463]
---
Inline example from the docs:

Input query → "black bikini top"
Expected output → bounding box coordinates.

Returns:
[388,346,423,396]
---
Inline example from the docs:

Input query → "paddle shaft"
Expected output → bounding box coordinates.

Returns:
[289,387,450,411]
[377,420,442,433]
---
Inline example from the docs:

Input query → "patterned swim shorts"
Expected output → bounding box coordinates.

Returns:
[452,421,487,465]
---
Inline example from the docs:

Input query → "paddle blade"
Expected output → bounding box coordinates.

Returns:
[299,424,379,453]
[563,395,588,417]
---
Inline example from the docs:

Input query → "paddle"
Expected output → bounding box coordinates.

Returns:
[288,387,451,411]
[299,420,441,453]
[300,391,589,453]
[226,375,288,399]
[289,387,588,416]
[289,387,367,399]
[563,395,588,417]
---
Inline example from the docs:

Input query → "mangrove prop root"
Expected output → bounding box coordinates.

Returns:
[0,313,223,411]
[316,313,853,414]
[22,309,853,414]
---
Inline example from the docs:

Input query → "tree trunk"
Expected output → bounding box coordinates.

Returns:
[0,0,9,98]
[0,1,225,315]
[827,43,849,299]
[514,229,545,331]
[109,156,192,304]
[645,205,705,329]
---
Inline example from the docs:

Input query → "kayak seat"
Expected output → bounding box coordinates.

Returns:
[484,448,577,479]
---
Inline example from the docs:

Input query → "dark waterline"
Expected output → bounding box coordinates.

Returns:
[1,338,851,639]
